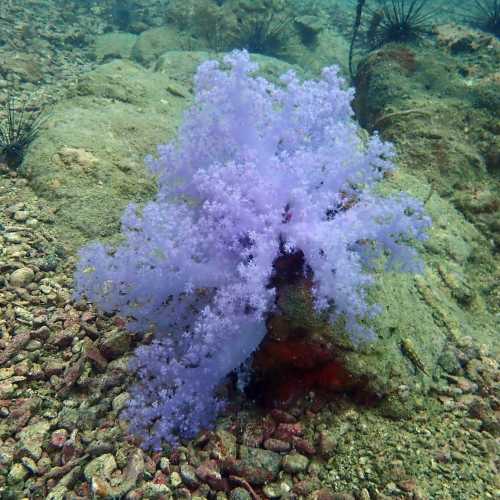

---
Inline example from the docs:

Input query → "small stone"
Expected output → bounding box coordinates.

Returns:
[0,367,14,381]
[270,409,297,423]
[50,429,68,448]
[238,446,282,479]
[50,329,75,348]
[292,436,316,456]
[112,392,129,412]
[46,485,68,500]
[273,423,303,441]
[21,456,38,474]
[282,452,309,474]
[82,337,108,370]
[263,438,291,453]
[142,481,171,497]
[91,476,112,497]
[0,448,14,467]
[398,479,417,492]
[9,267,35,288]
[170,470,182,487]
[8,462,29,483]
[17,420,51,460]
[99,329,132,360]
[195,459,226,490]
[180,463,199,488]
[13,211,29,222]
[230,487,252,500]
[263,481,291,498]
[25,339,42,352]
[208,429,238,460]
[84,453,117,482]
[159,457,170,473]
[318,431,337,457]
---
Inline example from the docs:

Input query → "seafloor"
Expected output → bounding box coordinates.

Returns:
[0,0,499,499]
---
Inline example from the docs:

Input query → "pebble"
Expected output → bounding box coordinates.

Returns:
[263,481,292,498]
[318,430,337,457]
[282,452,309,474]
[84,453,117,482]
[170,470,183,487]
[230,488,252,500]
[8,462,29,483]
[9,267,35,287]
[50,429,68,448]
[112,391,129,412]
[179,463,199,488]
[13,210,29,222]
[17,419,51,460]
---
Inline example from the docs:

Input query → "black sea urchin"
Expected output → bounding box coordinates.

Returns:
[466,0,500,37]
[0,96,45,170]
[368,0,437,48]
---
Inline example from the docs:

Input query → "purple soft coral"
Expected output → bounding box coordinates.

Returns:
[74,50,431,449]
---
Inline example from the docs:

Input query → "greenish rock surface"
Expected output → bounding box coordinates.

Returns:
[239,446,282,478]
[93,32,138,63]
[7,463,28,484]
[83,453,117,482]
[23,59,187,250]
[16,420,51,461]
[131,26,195,66]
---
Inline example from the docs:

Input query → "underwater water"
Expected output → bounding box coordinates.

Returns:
[0,0,498,498]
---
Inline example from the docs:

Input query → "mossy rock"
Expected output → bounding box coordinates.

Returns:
[23,59,188,251]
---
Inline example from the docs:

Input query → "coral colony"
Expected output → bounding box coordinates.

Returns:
[74,50,430,449]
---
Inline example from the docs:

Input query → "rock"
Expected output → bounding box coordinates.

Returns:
[206,429,237,460]
[0,447,14,468]
[0,52,44,82]
[17,420,51,460]
[131,26,189,66]
[0,382,15,399]
[142,481,171,497]
[46,485,68,500]
[170,470,182,487]
[50,429,68,448]
[264,438,291,453]
[230,487,252,500]
[13,210,29,222]
[91,476,113,497]
[224,447,282,485]
[0,367,14,381]
[318,431,337,458]
[7,462,28,483]
[112,392,130,412]
[292,437,316,456]
[82,337,108,370]
[94,32,138,62]
[21,456,38,474]
[180,463,199,488]
[282,452,309,474]
[99,329,132,360]
[274,423,303,441]
[195,459,227,491]
[9,267,35,288]
[83,453,117,482]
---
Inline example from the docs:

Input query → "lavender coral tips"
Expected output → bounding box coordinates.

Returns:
[74,50,431,449]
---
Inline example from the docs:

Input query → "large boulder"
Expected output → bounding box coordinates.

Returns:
[354,31,500,251]
[93,32,138,63]
[23,58,189,250]
[130,26,197,66]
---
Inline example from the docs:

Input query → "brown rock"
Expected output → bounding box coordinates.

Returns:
[263,438,291,453]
